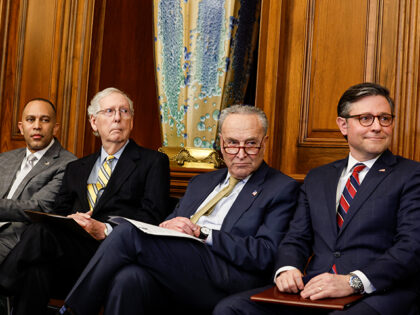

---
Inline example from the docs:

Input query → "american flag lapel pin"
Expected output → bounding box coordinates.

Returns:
[379,169,386,172]
[252,190,258,196]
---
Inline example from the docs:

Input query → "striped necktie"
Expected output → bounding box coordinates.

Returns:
[190,176,240,224]
[331,163,366,275]
[87,155,115,210]
[336,163,366,228]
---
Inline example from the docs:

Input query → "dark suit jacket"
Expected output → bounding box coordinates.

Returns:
[0,139,76,263]
[275,150,420,314]
[168,161,299,276]
[54,139,170,225]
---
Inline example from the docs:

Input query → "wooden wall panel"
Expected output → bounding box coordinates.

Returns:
[257,0,420,180]
[0,0,95,157]
[84,0,162,155]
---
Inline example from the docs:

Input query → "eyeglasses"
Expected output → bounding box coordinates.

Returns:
[97,107,132,118]
[342,113,394,127]
[222,137,264,155]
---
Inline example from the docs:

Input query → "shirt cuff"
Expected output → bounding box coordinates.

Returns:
[352,270,376,294]
[105,223,113,236]
[204,230,213,245]
[273,266,298,283]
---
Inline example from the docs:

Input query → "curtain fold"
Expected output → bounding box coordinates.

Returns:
[154,0,260,167]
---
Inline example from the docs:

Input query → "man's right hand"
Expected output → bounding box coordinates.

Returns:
[159,217,198,236]
[275,269,305,293]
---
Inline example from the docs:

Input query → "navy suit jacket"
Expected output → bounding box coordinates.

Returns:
[54,139,170,225]
[275,150,420,314]
[168,161,299,275]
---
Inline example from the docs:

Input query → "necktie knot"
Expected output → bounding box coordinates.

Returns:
[26,154,37,168]
[352,163,366,175]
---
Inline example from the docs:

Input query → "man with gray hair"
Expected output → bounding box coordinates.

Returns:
[58,104,299,315]
[0,87,170,315]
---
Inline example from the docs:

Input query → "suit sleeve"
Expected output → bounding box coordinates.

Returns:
[132,153,170,224]
[0,155,75,221]
[209,178,299,272]
[274,182,315,273]
[361,163,420,291]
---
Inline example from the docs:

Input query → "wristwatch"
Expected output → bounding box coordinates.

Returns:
[348,273,364,293]
[198,226,211,240]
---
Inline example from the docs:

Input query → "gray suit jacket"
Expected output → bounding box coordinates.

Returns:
[0,138,76,262]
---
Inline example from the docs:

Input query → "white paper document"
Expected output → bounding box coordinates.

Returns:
[110,217,204,243]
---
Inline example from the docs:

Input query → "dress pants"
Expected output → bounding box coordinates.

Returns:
[213,285,380,315]
[0,222,99,315]
[65,222,269,315]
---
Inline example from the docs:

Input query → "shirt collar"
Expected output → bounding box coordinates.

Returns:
[345,152,381,175]
[100,139,129,162]
[25,138,55,161]
[223,171,252,185]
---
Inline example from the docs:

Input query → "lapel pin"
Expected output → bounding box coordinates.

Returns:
[44,161,50,166]
[379,169,386,172]
[252,190,258,196]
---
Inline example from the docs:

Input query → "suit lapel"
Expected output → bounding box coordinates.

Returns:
[93,141,137,213]
[324,159,346,237]
[221,162,268,231]
[13,141,62,197]
[77,153,99,210]
[338,150,396,235]
[0,149,26,198]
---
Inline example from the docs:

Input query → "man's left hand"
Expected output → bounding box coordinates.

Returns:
[300,273,353,300]
[67,211,106,240]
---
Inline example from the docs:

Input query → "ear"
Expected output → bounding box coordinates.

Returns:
[52,123,60,136]
[336,117,348,137]
[90,115,98,132]
[18,122,23,135]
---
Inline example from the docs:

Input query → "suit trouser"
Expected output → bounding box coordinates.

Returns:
[0,222,99,315]
[213,285,380,315]
[0,222,28,264]
[65,222,268,315]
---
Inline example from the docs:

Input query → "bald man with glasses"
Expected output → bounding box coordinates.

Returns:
[214,82,420,315]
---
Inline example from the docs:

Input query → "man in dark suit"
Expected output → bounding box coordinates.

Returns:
[58,105,300,315]
[214,83,420,315]
[0,98,76,264]
[0,88,170,315]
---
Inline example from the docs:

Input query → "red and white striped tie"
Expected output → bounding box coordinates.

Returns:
[336,163,366,228]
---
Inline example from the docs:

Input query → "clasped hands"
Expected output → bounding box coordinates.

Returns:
[276,269,354,300]
[68,211,106,240]
[159,216,202,238]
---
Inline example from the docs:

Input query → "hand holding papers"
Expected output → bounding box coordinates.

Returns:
[110,216,204,243]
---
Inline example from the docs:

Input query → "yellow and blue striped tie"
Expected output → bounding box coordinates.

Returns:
[87,155,114,210]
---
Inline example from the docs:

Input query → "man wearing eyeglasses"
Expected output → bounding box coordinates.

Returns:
[0,87,170,315]
[57,105,299,315]
[214,82,420,315]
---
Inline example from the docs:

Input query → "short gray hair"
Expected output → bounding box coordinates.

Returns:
[218,105,268,135]
[88,87,134,117]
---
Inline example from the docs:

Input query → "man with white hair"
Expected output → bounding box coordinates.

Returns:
[0,87,170,315]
